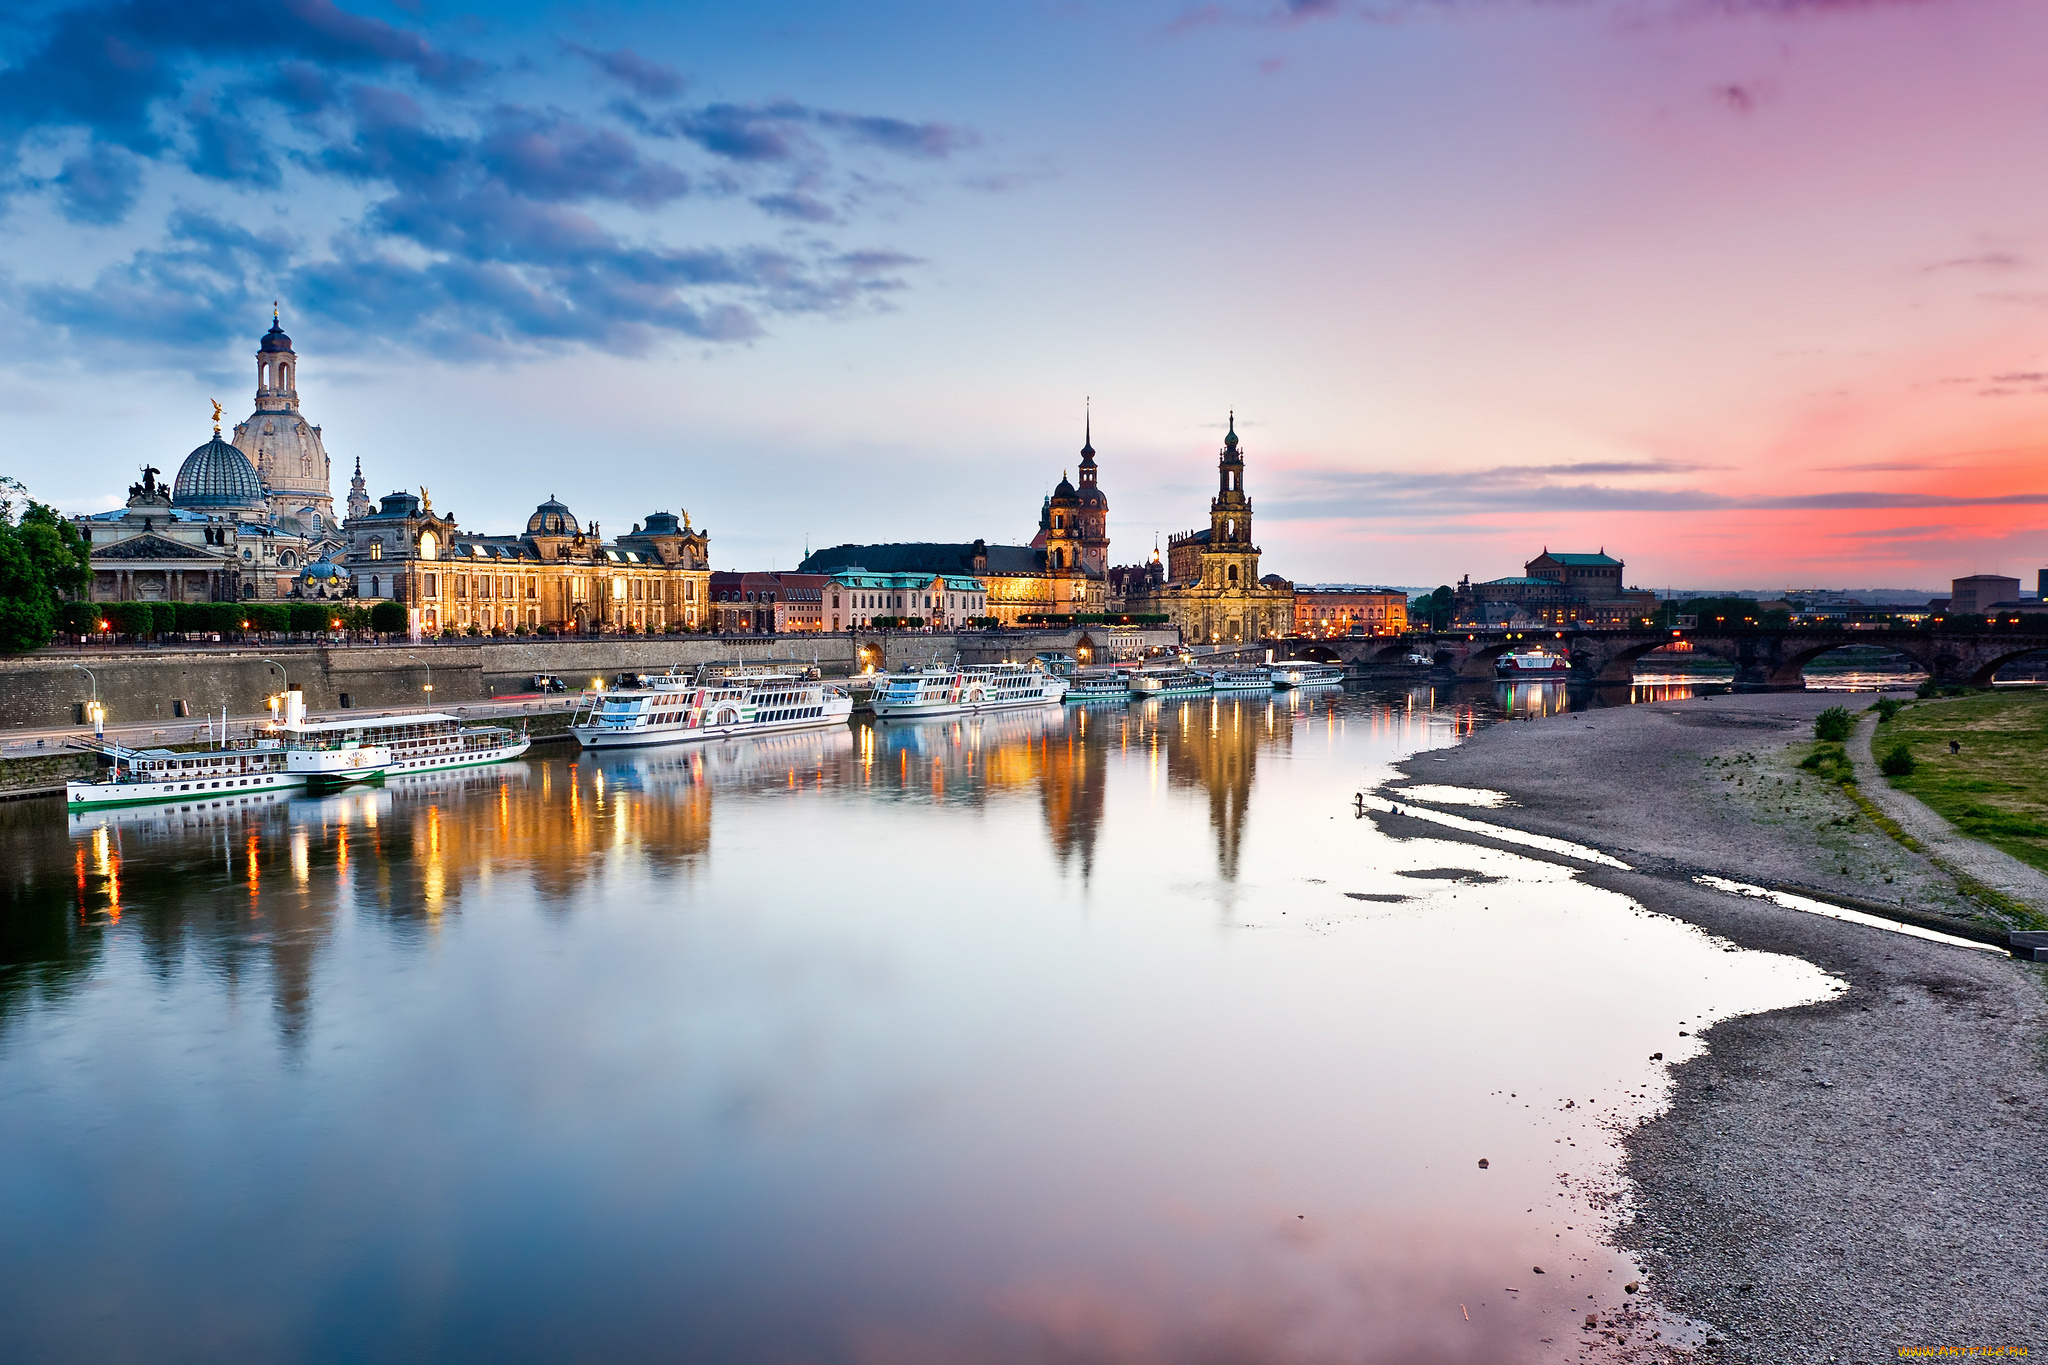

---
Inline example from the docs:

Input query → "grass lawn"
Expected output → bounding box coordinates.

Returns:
[1878,689,2048,874]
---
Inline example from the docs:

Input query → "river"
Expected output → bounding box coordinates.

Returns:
[0,686,1839,1363]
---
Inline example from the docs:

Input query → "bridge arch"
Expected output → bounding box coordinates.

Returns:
[1966,643,2048,687]
[1760,639,1929,689]
[1577,638,1710,685]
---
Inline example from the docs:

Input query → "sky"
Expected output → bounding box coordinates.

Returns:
[2,0,2047,591]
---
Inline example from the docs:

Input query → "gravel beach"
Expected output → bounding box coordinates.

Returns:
[1378,690,2048,1362]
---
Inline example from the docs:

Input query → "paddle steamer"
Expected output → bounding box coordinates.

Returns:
[570,669,853,748]
[870,662,1067,719]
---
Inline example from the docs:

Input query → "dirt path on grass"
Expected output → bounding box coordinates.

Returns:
[1850,709,2048,916]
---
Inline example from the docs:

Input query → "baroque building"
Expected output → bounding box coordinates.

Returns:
[800,414,1106,623]
[343,493,711,635]
[1124,414,1293,644]
[74,312,346,602]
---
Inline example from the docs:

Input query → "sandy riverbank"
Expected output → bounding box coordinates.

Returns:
[1376,691,2047,1362]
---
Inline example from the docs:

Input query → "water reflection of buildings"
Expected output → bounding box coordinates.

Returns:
[1158,696,1285,881]
[4,691,1482,1046]
[13,734,867,1044]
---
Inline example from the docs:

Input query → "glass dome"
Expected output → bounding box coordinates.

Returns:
[171,436,268,511]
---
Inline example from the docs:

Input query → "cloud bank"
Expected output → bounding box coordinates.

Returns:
[0,0,977,361]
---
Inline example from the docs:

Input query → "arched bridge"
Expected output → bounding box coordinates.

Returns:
[1289,626,2048,689]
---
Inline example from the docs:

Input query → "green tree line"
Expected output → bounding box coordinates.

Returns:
[0,476,91,653]
[56,600,409,638]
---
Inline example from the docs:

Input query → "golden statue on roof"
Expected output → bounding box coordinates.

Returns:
[210,399,223,434]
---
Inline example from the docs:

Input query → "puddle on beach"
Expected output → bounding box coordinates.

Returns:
[0,689,1842,1362]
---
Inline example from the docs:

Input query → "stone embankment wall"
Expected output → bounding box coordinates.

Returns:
[0,750,94,796]
[0,627,1179,731]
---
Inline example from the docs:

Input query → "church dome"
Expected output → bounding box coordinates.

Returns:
[1078,485,1107,507]
[1052,473,1077,500]
[527,497,579,535]
[260,321,294,353]
[173,435,268,511]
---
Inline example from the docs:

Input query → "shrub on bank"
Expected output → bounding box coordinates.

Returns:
[1873,697,1904,724]
[1799,743,1856,784]
[1879,744,1917,778]
[1814,706,1856,742]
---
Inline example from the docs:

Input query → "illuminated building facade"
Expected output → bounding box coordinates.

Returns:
[344,494,711,635]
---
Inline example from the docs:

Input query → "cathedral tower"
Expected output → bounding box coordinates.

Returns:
[232,306,336,531]
[1201,412,1260,591]
[1074,406,1110,576]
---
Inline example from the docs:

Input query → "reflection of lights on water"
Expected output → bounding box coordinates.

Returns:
[292,830,310,885]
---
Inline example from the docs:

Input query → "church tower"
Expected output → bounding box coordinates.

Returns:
[1200,412,1260,591]
[1044,469,1083,572]
[345,455,371,524]
[232,306,336,531]
[1074,406,1110,576]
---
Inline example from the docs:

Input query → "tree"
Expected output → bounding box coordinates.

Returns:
[1412,585,1456,631]
[369,601,407,634]
[0,477,91,653]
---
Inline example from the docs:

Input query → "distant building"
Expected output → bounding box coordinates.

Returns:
[1950,574,2021,615]
[1454,549,1657,627]
[825,568,986,630]
[709,572,830,633]
[1122,414,1294,644]
[343,494,710,635]
[1293,586,1408,637]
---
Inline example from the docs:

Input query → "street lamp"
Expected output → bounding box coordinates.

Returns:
[68,662,100,736]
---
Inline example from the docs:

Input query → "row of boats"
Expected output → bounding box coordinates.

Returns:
[63,657,1347,810]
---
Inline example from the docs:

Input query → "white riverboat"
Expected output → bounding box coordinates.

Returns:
[1064,669,1133,703]
[1204,665,1272,691]
[65,739,297,811]
[570,669,853,748]
[870,662,1068,719]
[1129,668,1214,699]
[272,691,531,775]
[1270,661,1346,689]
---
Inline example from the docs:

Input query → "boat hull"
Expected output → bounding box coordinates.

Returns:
[872,693,1063,719]
[66,769,301,810]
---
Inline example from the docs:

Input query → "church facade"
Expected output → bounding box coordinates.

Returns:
[1123,415,1293,644]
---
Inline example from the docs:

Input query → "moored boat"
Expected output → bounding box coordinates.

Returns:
[1064,669,1133,703]
[1204,665,1272,691]
[65,739,295,810]
[1129,668,1214,699]
[274,690,531,774]
[1494,650,1572,678]
[571,669,852,748]
[871,662,1067,719]
[1269,662,1346,689]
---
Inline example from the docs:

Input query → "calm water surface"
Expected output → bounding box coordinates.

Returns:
[1,687,1836,1364]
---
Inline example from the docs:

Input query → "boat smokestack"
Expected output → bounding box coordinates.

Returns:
[285,689,307,727]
